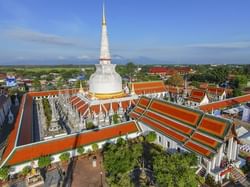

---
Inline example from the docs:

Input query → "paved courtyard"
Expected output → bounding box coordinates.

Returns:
[70,152,107,187]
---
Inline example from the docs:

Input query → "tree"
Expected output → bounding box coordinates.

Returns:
[92,143,99,152]
[126,62,136,80]
[56,78,64,89]
[103,142,143,186]
[153,153,198,187]
[77,147,85,155]
[42,98,52,128]
[86,121,95,129]
[38,156,51,168]
[166,74,184,86]
[145,131,157,143]
[0,167,9,181]
[59,152,70,162]
[112,114,120,124]
[21,166,31,176]
[32,78,41,91]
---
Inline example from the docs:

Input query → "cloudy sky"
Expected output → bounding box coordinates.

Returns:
[0,0,250,65]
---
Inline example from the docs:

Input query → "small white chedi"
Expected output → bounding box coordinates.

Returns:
[89,4,122,99]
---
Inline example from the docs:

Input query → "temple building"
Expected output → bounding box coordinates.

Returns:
[1,3,250,184]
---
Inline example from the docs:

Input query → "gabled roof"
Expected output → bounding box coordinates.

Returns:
[29,89,79,97]
[207,87,225,96]
[199,94,250,112]
[187,89,207,103]
[165,85,184,94]
[130,81,166,95]
[4,121,140,166]
[130,97,233,159]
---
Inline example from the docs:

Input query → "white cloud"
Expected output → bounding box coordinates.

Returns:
[3,27,80,46]
[76,55,91,60]
[186,41,250,49]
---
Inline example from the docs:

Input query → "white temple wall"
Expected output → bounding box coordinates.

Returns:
[8,132,139,175]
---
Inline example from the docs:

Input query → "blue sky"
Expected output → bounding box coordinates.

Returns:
[0,0,250,64]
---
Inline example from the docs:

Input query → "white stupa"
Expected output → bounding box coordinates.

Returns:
[89,3,123,99]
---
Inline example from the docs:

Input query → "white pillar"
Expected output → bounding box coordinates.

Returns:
[207,160,212,174]
[211,156,216,170]
[216,146,223,167]
[227,137,233,161]
[232,141,238,161]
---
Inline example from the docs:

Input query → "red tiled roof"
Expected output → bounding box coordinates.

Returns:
[198,115,230,139]
[140,116,187,143]
[149,100,201,127]
[29,89,79,97]
[165,85,184,94]
[138,97,151,108]
[148,67,191,75]
[185,141,213,157]
[144,111,193,135]
[191,132,219,149]
[130,97,232,158]
[207,87,225,96]
[199,94,250,112]
[134,107,145,115]
[131,81,166,95]
[6,121,140,166]
[187,89,206,103]
[130,112,141,120]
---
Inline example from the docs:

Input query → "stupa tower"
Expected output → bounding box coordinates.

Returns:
[88,3,123,99]
[100,3,111,65]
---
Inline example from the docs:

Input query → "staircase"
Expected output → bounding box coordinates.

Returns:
[197,167,206,177]
[231,167,250,186]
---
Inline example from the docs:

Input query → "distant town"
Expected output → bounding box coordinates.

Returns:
[0,1,250,187]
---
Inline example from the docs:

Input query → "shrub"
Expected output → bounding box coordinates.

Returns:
[112,114,120,124]
[77,147,85,155]
[92,143,99,152]
[86,121,95,129]
[38,156,51,168]
[59,152,70,162]
[116,137,126,145]
[145,131,157,142]
[21,166,31,176]
[0,167,9,181]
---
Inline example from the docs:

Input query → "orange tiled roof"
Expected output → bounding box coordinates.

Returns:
[29,89,79,97]
[199,94,250,112]
[165,85,184,94]
[149,99,201,127]
[5,121,140,166]
[185,141,213,157]
[131,81,166,95]
[140,116,187,143]
[187,89,206,103]
[138,97,151,108]
[207,87,225,96]
[130,97,232,158]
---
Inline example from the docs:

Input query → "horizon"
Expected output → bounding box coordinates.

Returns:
[0,0,250,65]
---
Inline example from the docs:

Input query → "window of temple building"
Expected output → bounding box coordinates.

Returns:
[158,136,162,143]
[167,141,170,148]
[177,147,181,152]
